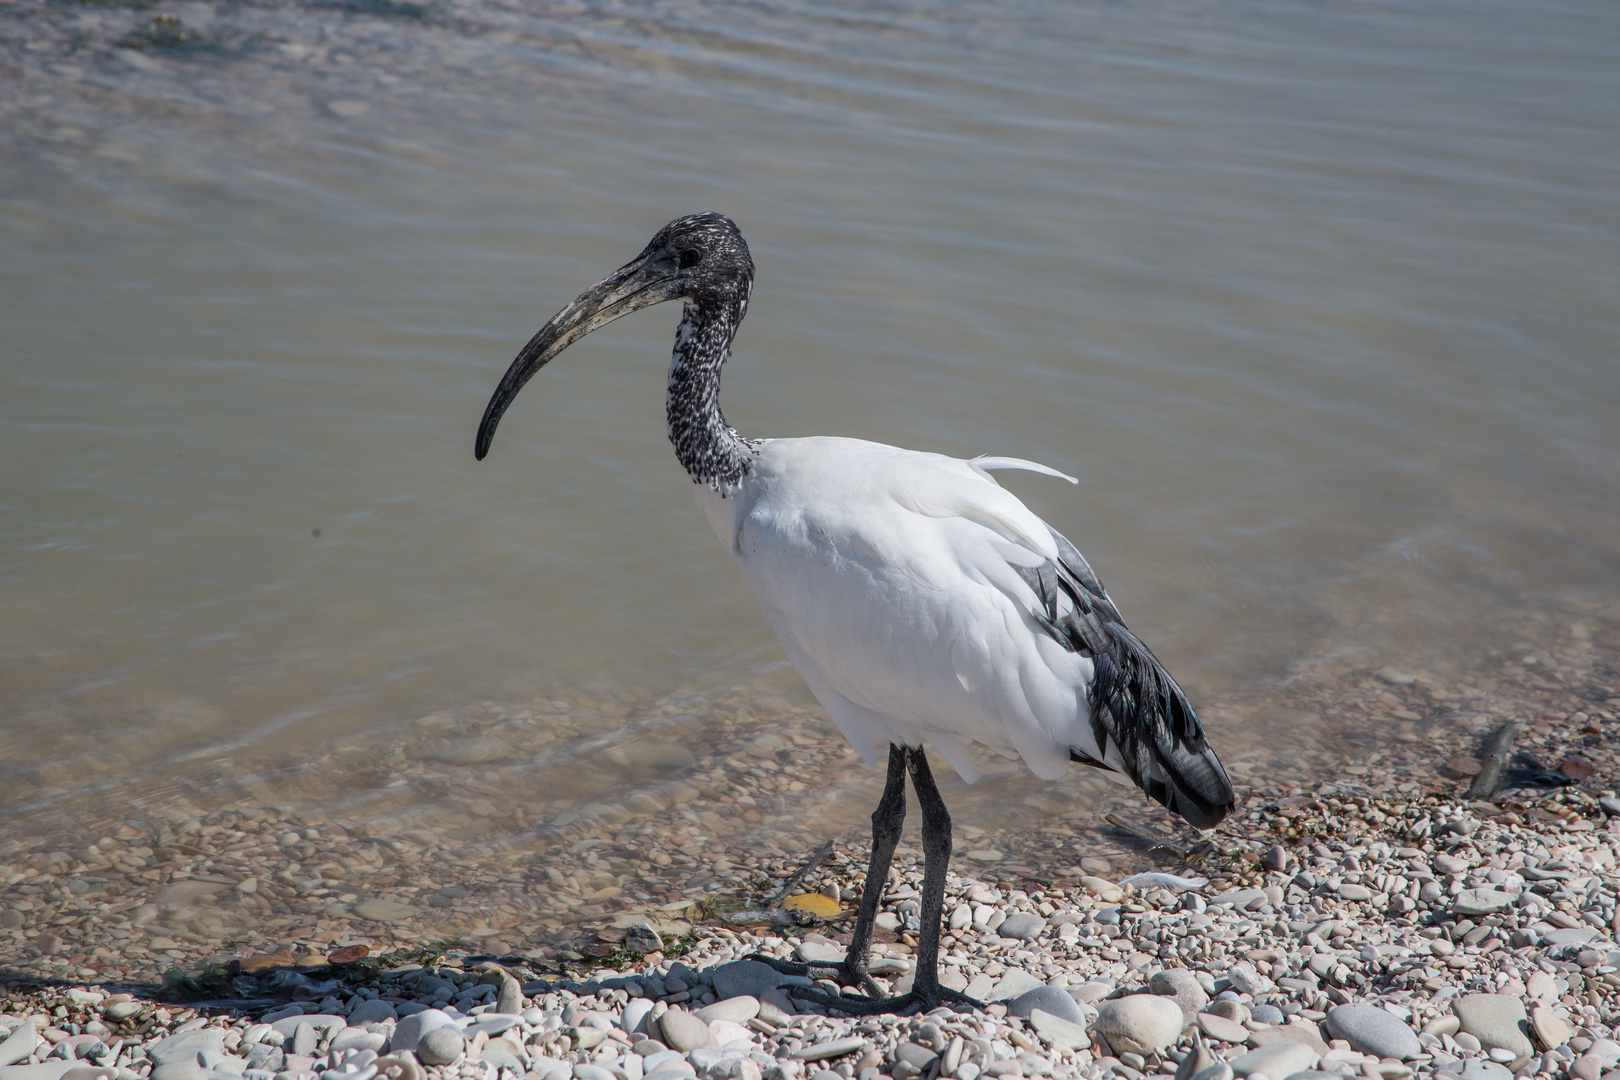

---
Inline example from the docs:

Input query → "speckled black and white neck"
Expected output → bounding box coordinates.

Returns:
[666,275,759,492]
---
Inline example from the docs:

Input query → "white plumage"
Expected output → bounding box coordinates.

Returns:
[694,437,1106,785]
[476,213,1233,1014]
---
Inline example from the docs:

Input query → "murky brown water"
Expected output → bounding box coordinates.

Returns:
[2,0,1619,973]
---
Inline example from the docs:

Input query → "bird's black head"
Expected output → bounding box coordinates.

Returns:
[475,212,753,461]
[639,212,754,310]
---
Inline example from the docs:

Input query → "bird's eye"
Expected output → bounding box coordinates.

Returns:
[678,249,702,270]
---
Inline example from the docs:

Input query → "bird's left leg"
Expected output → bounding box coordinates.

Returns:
[903,745,951,1003]
[747,745,906,997]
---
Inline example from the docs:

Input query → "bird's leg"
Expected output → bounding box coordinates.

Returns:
[837,743,908,992]
[783,748,982,1016]
[905,745,951,1003]
[748,745,907,996]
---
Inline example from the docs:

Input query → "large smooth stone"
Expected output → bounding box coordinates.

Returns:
[622,999,657,1037]
[695,997,760,1025]
[330,1029,386,1055]
[1195,1013,1250,1045]
[1009,987,1084,1026]
[795,942,844,965]
[1225,962,1272,997]
[788,1037,866,1062]
[478,1047,523,1071]
[1068,981,1115,1005]
[1151,969,1211,1016]
[997,914,1047,941]
[465,1015,521,1038]
[1227,1041,1320,1079]
[1437,1060,1512,1080]
[1453,995,1534,1061]
[1529,1006,1572,1051]
[0,1026,40,1068]
[1094,995,1187,1055]
[657,1011,714,1052]
[148,1061,208,1080]
[988,970,1045,1002]
[1325,1005,1421,1060]
[1248,1023,1330,1056]
[416,1028,464,1067]
[149,1031,226,1065]
[389,1009,458,1054]
[1451,890,1514,917]
[269,1015,346,1038]
[0,1065,78,1080]
[707,1019,755,1046]
[711,961,785,1000]
[1029,1010,1090,1051]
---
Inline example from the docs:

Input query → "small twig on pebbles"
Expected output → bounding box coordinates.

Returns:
[768,840,837,910]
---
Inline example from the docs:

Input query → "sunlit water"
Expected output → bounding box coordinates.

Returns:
[2,0,1618,916]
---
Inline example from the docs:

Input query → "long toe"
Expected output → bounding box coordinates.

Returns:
[743,951,872,992]
[785,983,980,1017]
[743,952,817,978]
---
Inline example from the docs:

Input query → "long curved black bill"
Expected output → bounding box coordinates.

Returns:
[476,257,684,460]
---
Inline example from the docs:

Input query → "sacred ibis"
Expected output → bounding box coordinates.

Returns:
[476,213,1235,1013]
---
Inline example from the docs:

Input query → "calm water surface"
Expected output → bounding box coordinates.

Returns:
[2,0,1618,848]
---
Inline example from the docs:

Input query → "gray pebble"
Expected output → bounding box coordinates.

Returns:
[1008,986,1085,1026]
[1438,1061,1513,1080]
[1150,969,1210,1015]
[997,913,1046,941]
[694,996,760,1024]
[789,1037,866,1062]
[388,1009,455,1054]
[496,979,524,1014]
[1227,1040,1319,1078]
[1453,995,1533,1061]
[796,942,844,965]
[657,1010,714,1052]
[149,1031,226,1065]
[1451,889,1514,917]
[1325,1004,1420,1060]
[1249,1005,1284,1026]
[415,1027,464,1066]
[149,1061,209,1080]
[1094,995,1185,1055]
[290,1022,317,1057]
[0,1024,39,1068]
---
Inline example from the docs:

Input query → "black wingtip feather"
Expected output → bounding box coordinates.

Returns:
[1022,526,1235,830]
[1087,622,1235,830]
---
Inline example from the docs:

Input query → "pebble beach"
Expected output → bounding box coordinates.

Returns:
[3,604,1619,1080]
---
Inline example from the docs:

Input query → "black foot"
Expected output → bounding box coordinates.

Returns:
[743,952,881,999]
[785,982,982,1017]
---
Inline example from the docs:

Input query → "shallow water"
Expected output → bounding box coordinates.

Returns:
[2,0,1618,941]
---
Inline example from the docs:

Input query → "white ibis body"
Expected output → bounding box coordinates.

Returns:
[476,213,1235,1013]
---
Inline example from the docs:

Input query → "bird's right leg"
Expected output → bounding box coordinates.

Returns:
[747,743,907,996]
